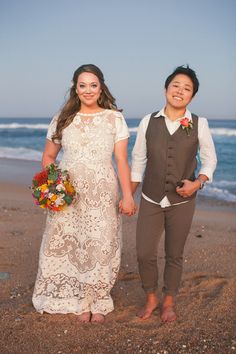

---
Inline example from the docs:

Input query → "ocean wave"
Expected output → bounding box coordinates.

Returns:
[0,123,49,130]
[0,147,43,161]
[214,180,236,187]
[128,127,236,136]
[1,123,235,137]
[128,127,138,133]
[200,186,236,203]
[129,127,236,136]
[210,128,236,137]
[0,123,139,134]
[0,146,63,162]
[122,127,236,136]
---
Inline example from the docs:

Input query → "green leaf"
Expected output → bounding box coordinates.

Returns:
[63,195,73,205]
[39,198,47,205]
[33,190,41,199]
[48,170,58,182]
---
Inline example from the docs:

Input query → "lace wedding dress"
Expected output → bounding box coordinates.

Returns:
[32,109,129,315]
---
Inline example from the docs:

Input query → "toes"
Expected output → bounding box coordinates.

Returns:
[77,312,91,323]
[136,306,158,320]
[161,307,177,322]
[91,313,105,324]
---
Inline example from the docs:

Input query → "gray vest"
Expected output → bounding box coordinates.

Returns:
[142,112,199,204]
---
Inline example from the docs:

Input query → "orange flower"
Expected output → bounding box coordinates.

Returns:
[50,195,57,202]
[64,181,75,194]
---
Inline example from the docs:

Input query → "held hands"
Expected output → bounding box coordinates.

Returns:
[119,196,137,216]
[176,179,201,198]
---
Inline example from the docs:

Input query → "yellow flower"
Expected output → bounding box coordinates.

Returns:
[50,195,57,202]
[47,179,54,185]
[64,181,75,194]
[40,183,49,192]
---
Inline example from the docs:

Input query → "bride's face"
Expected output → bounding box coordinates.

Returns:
[76,72,102,109]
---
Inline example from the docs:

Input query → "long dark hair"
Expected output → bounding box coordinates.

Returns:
[52,64,120,142]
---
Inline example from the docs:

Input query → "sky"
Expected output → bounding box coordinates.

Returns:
[0,0,235,119]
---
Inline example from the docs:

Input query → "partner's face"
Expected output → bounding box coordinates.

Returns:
[76,72,102,108]
[165,74,194,109]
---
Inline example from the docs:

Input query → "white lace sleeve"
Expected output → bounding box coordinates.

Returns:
[114,112,130,143]
[46,114,61,144]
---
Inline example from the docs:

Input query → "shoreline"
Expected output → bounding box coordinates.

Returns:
[0,157,41,185]
[1,157,235,212]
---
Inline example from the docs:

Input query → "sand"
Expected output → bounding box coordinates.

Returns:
[0,159,236,354]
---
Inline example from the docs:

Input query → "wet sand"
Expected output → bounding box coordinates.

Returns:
[0,158,236,353]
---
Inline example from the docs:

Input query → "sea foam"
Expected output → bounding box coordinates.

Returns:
[1,123,236,137]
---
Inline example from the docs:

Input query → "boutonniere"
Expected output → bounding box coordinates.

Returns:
[180,118,193,136]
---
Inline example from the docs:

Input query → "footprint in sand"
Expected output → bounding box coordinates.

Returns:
[118,271,140,281]
[180,273,228,301]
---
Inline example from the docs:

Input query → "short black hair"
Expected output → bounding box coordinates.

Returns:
[165,65,199,97]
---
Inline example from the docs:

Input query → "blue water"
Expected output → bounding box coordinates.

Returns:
[0,117,236,203]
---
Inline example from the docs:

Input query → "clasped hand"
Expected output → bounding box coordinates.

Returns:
[119,196,137,216]
[176,179,199,198]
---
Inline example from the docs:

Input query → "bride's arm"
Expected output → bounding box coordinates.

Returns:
[42,140,61,169]
[114,138,136,215]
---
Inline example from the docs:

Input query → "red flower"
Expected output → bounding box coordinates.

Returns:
[33,170,48,186]
[180,118,190,127]
[180,117,193,136]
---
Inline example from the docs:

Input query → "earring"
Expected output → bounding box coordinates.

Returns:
[98,94,103,105]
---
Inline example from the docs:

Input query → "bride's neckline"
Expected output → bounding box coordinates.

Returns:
[76,109,107,116]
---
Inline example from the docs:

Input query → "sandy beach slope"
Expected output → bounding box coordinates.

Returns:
[0,158,235,353]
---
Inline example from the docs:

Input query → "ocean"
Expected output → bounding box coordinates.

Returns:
[0,117,236,204]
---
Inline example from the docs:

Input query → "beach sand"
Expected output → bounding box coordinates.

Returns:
[0,159,236,354]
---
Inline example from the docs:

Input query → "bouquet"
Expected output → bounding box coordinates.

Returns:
[31,163,76,211]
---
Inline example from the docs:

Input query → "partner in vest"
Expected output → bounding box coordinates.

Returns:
[131,65,217,322]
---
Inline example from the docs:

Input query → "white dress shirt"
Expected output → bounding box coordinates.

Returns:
[131,108,217,207]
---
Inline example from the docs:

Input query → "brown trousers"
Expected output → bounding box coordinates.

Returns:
[136,197,196,296]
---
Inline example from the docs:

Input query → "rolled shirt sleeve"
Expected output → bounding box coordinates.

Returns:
[131,114,151,182]
[198,117,217,182]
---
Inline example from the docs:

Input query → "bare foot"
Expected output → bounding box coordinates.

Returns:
[91,313,105,324]
[77,312,91,323]
[161,306,177,322]
[161,295,177,322]
[137,293,159,320]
